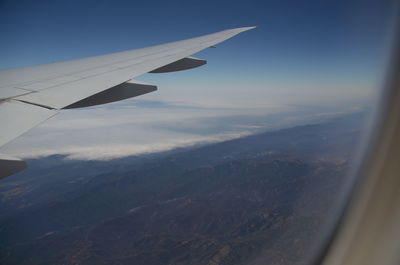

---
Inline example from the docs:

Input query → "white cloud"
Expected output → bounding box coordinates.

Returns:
[15,131,253,161]
[1,75,374,161]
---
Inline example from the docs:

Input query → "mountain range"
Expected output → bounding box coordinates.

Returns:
[0,112,367,265]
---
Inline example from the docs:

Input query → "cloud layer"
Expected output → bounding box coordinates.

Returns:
[2,89,368,161]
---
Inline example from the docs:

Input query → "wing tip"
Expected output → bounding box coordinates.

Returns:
[234,26,257,32]
[221,26,256,36]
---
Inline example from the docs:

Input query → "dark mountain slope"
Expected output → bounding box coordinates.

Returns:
[0,112,366,265]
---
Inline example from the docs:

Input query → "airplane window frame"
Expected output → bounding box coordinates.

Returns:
[313,12,400,265]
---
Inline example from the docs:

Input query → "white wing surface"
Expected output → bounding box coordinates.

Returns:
[0,26,255,178]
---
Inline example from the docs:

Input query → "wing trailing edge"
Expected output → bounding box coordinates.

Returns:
[0,154,27,179]
[64,80,157,109]
[150,57,206,73]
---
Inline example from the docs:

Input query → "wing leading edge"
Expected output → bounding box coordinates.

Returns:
[0,26,256,178]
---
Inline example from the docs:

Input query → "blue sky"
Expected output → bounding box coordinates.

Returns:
[0,0,397,159]
[0,0,394,73]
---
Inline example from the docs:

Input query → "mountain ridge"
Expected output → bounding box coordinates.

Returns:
[0,112,366,265]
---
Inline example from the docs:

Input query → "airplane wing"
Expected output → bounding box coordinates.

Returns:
[0,26,255,178]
